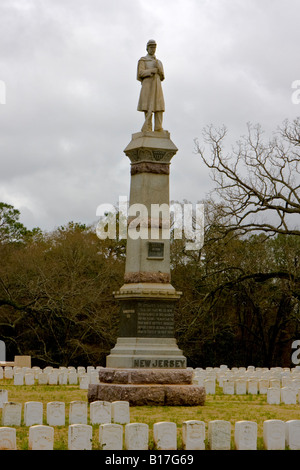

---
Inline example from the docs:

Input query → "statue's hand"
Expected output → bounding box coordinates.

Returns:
[150,67,158,75]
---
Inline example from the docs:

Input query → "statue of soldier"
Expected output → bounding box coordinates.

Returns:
[137,39,165,132]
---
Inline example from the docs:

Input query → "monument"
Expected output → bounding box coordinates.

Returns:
[88,40,205,405]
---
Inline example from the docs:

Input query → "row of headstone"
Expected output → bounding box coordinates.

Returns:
[193,365,300,396]
[1,400,130,427]
[2,364,300,389]
[1,419,300,450]
[0,365,101,388]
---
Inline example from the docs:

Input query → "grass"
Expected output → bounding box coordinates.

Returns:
[1,379,300,450]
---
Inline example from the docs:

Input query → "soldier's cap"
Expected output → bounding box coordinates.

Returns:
[147,39,157,47]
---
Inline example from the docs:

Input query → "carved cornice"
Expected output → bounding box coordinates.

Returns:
[131,161,170,175]
[126,147,176,164]
[124,272,171,284]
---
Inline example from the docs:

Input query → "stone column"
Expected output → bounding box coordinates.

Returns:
[106,130,186,369]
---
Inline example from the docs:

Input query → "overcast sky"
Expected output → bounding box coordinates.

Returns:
[0,0,299,231]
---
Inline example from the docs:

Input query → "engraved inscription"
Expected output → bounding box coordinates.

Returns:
[137,301,174,337]
[148,242,164,259]
[119,300,175,338]
[133,359,186,368]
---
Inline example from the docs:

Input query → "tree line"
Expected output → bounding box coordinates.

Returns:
[0,118,299,367]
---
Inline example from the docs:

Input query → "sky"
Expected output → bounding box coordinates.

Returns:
[0,0,299,232]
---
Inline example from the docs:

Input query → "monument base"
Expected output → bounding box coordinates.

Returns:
[88,368,206,406]
[106,337,186,369]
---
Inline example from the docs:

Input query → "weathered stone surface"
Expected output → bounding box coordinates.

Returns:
[88,384,165,406]
[164,385,206,406]
[98,368,193,385]
[88,383,205,406]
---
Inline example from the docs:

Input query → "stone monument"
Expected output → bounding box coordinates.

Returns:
[88,40,205,406]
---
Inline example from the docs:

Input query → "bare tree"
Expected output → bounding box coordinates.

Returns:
[195,117,300,238]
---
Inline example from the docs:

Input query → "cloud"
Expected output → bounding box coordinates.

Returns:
[0,0,299,231]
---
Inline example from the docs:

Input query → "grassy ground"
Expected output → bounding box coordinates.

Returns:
[1,379,300,450]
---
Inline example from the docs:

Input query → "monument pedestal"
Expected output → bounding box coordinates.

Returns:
[106,281,186,369]
[105,131,187,369]
[88,130,205,405]
[106,338,186,369]
[88,368,206,406]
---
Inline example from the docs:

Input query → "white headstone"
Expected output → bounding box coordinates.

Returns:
[69,401,87,425]
[29,425,54,450]
[68,424,92,450]
[0,389,8,408]
[267,387,281,405]
[2,402,22,426]
[24,401,43,426]
[0,427,16,450]
[0,367,3,379]
[153,422,177,450]
[234,421,257,450]
[14,372,24,386]
[4,367,13,379]
[282,377,292,387]
[47,402,65,426]
[269,378,281,388]
[38,372,48,385]
[79,375,90,390]
[247,379,258,394]
[204,378,215,394]
[48,370,58,385]
[24,372,35,386]
[235,379,247,394]
[90,371,100,384]
[281,387,297,404]
[111,401,130,424]
[125,423,149,450]
[32,367,41,379]
[90,401,111,425]
[192,376,204,386]
[258,379,269,394]
[58,371,68,385]
[68,371,78,385]
[286,420,300,450]
[263,419,285,450]
[223,380,235,395]
[182,420,205,450]
[208,420,231,450]
[99,423,123,450]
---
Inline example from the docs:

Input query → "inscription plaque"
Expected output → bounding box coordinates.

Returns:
[119,300,175,338]
[148,242,164,259]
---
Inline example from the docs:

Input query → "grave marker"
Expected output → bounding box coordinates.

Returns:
[263,419,285,450]
[153,422,177,450]
[47,402,65,426]
[0,427,16,450]
[29,425,54,450]
[234,421,257,450]
[182,420,205,450]
[99,423,123,450]
[68,424,92,450]
[125,423,149,450]
[208,420,231,450]
[24,401,43,426]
